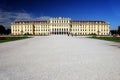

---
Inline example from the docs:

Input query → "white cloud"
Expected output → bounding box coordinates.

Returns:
[36,16,52,20]
[0,10,33,28]
[0,9,51,29]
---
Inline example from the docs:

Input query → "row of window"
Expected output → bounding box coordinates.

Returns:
[36,29,50,31]
[52,28,68,32]
[52,24,69,27]
[12,30,33,32]
[73,25,108,28]
[12,25,49,28]
[35,27,49,29]
[12,27,32,29]
[51,20,69,23]
[72,23,108,25]
[72,29,95,31]
[73,26,108,29]
[35,25,49,27]
[73,33,109,35]
[12,29,50,32]
[72,29,109,31]
[13,29,108,31]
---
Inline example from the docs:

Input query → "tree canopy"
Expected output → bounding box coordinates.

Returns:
[118,26,120,31]
[118,26,120,35]
[0,25,6,34]
[0,25,11,35]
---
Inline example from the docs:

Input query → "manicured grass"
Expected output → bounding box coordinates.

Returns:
[0,36,32,43]
[89,36,120,42]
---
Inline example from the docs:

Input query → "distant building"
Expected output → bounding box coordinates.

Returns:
[11,17,110,35]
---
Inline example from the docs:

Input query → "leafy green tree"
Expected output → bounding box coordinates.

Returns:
[6,29,11,35]
[118,26,120,30]
[0,25,6,35]
[118,26,120,35]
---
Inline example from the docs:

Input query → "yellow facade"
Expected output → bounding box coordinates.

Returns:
[71,21,110,35]
[11,17,110,35]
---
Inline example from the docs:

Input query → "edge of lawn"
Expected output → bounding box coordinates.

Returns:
[88,36,120,43]
[0,36,32,43]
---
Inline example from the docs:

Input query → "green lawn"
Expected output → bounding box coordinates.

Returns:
[89,36,120,43]
[0,36,32,43]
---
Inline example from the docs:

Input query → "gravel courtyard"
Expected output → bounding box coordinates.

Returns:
[0,35,120,80]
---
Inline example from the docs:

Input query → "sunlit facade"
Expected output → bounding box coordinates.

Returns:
[11,17,110,35]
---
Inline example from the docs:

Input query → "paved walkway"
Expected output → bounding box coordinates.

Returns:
[0,35,120,80]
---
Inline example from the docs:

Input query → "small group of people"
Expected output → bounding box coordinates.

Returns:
[67,33,74,36]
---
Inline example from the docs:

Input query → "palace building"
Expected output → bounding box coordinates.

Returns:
[11,17,110,35]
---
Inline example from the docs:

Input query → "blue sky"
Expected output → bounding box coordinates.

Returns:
[0,0,120,29]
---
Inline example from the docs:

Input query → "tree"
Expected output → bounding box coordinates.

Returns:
[0,25,6,35]
[118,26,120,30]
[6,29,11,35]
[118,26,120,35]
[110,30,117,35]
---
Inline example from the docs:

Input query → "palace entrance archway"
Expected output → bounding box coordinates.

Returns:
[51,28,69,35]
